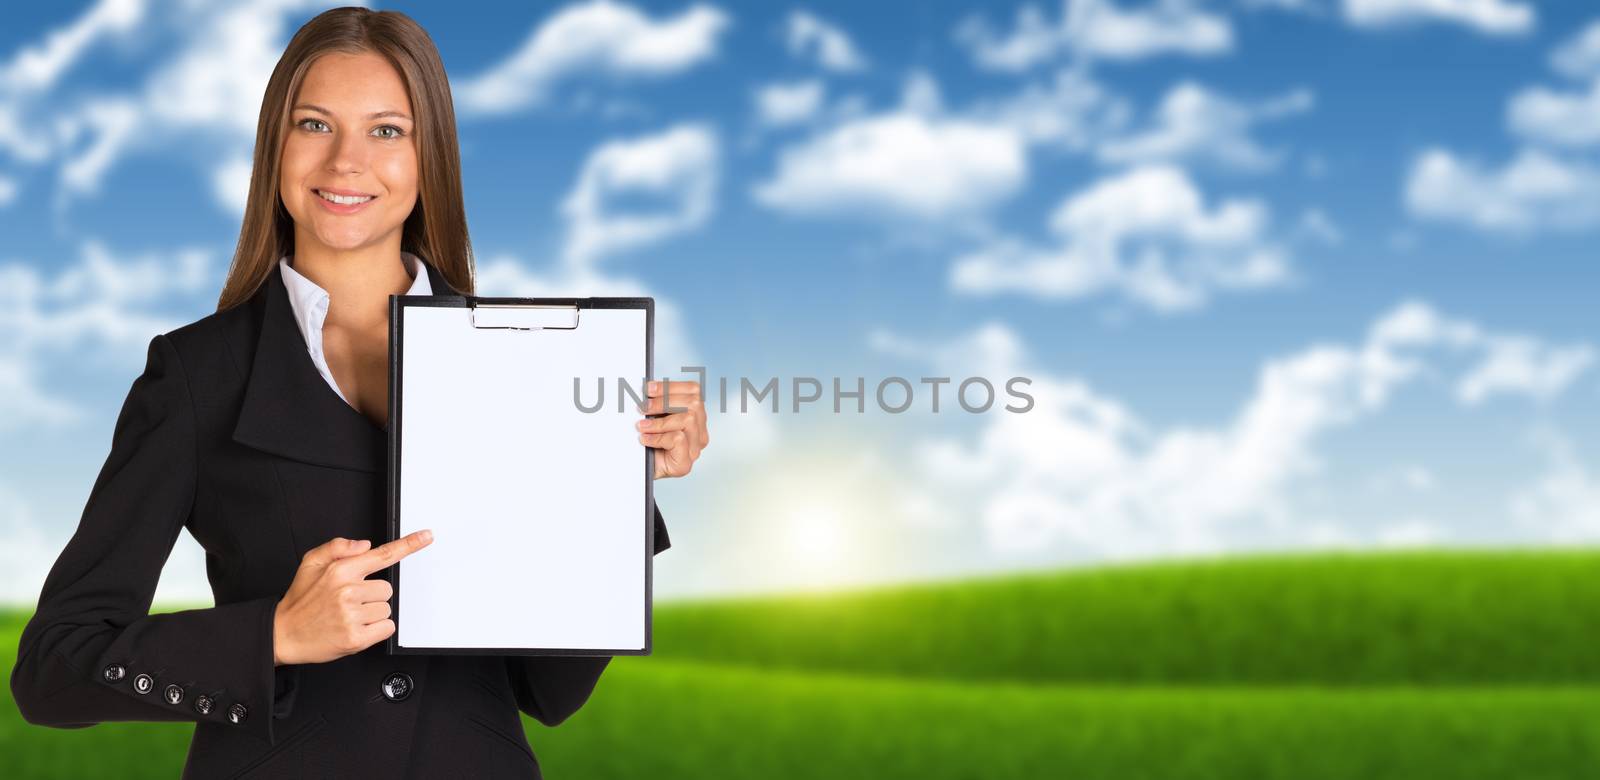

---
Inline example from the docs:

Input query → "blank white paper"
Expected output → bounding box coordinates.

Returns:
[395,303,649,651]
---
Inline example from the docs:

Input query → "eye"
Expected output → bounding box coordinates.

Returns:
[296,118,329,133]
[372,125,406,140]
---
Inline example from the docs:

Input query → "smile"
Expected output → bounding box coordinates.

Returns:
[316,188,374,205]
[313,188,376,214]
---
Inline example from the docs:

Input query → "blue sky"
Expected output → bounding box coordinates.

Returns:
[2,0,1598,603]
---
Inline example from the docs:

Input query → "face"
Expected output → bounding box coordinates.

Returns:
[279,51,418,254]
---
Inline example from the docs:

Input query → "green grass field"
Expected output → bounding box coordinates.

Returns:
[6,549,1600,778]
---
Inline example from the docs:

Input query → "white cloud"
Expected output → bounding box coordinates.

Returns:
[753,79,826,127]
[966,67,1126,151]
[1405,147,1600,232]
[785,10,868,72]
[1457,335,1594,405]
[57,98,140,197]
[754,74,1027,221]
[0,0,144,96]
[454,1,729,116]
[1362,298,1594,405]
[1510,427,1600,542]
[0,356,80,429]
[1343,0,1533,35]
[955,0,1233,71]
[211,154,255,216]
[0,241,214,429]
[750,69,1139,225]
[755,115,1026,221]
[1551,20,1600,79]
[882,301,1591,557]
[1096,81,1314,171]
[0,174,16,208]
[561,122,719,266]
[1507,77,1600,148]
[0,242,211,353]
[1410,20,1600,233]
[951,165,1290,312]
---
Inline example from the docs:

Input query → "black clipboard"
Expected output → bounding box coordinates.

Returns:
[385,294,655,656]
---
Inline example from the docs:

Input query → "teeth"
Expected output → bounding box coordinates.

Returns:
[317,189,373,205]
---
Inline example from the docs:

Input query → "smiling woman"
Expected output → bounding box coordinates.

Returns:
[216,7,474,312]
[282,53,419,249]
[8,7,703,780]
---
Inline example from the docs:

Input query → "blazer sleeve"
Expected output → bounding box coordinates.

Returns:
[9,334,290,746]
[505,499,671,727]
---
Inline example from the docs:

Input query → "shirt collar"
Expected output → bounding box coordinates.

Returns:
[277,251,433,342]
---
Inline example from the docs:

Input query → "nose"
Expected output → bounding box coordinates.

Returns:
[324,126,366,175]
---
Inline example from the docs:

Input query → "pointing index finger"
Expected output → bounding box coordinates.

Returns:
[354,529,434,576]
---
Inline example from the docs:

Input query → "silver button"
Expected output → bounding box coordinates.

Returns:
[381,672,413,702]
[227,703,248,724]
[102,664,126,683]
[194,695,214,716]
[133,674,154,694]
[163,684,184,705]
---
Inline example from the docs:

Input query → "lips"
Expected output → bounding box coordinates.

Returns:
[312,187,376,214]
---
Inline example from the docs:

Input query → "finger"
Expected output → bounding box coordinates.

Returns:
[346,529,434,578]
[636,412,695,434]
[348,577,394,604]
[640,383,702,413]
[356,619,396,647]
[645,380,701,398]
[638,431,685,451]
[639,394,704,415]
[301,537,371,568]
[353,600,392,625]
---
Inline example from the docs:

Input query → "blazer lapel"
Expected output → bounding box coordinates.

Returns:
[231,255,461,473]
[232,264,385,473]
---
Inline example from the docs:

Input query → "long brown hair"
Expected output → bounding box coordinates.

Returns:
[216,7,474,311]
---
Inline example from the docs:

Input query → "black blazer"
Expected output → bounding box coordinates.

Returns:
[9,258,671,779]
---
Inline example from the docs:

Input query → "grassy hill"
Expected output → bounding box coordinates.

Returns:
[5,549,1600,779]
[649,549,1600,683]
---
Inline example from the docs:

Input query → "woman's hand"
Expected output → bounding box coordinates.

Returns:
[272,530,433,666]
[637,380,708,479]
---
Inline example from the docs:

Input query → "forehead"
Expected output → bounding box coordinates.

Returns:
[295,51,412,114]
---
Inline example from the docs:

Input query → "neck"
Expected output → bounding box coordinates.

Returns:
[289,231,415,329]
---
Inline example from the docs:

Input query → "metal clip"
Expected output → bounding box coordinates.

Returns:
[468,303,581,330]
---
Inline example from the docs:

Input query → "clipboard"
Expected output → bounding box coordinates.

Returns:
[385,293,655,656]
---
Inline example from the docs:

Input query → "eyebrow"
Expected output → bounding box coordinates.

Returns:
[292,103,412,121]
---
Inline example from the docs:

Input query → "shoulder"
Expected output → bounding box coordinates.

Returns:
[159,288,264,386]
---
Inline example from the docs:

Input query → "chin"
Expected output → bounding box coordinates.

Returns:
[311,221,389,250]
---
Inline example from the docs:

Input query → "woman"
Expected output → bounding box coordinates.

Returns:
[9,8,706,778]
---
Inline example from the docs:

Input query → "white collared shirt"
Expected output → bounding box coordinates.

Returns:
[278,251,432,406]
